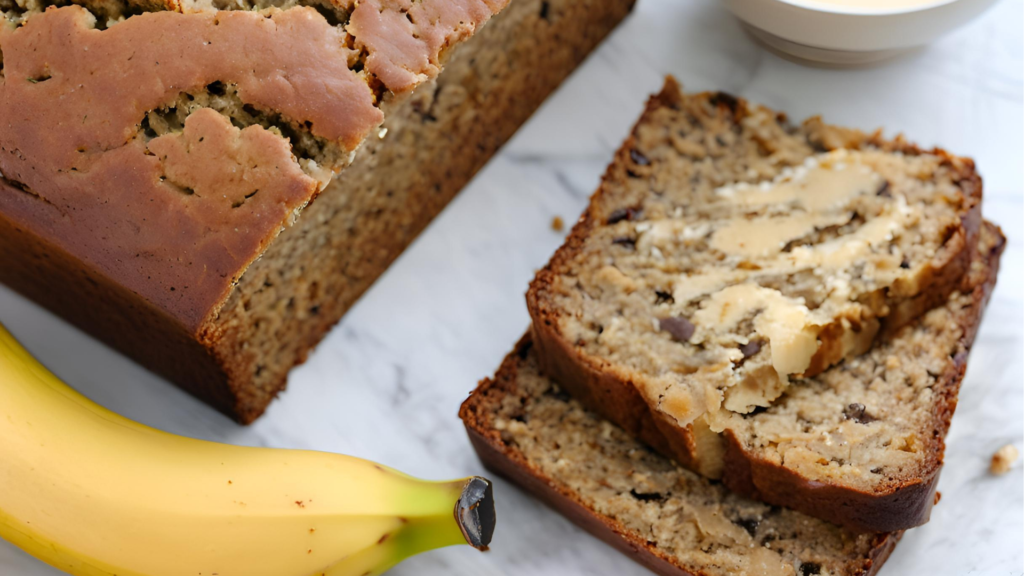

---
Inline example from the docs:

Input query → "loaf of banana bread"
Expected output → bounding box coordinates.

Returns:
[0,0,635,422]
[527,78,1000,531]
[460,336,901,576]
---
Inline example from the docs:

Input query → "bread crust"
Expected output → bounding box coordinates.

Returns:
[459,335,902,576]
[526,77,997,532]
[0,1,508,332]
[0,0,636,422]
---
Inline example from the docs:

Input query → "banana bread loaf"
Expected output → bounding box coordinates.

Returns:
[460,336,901,576]
[0,0,635,422]
[527,77,1000,531]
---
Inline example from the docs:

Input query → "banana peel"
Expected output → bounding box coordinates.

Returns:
[0,323,495,576]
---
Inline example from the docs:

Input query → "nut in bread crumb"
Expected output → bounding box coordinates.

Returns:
[990,444,1018,475]
[551,216,565,232]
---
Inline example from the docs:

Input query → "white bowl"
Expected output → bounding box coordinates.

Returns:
[720,0,1000,65]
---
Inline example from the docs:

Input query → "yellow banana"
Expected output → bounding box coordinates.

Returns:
[0,323,495,576]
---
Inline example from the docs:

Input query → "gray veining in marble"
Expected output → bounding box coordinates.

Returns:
[1,0,1021,574]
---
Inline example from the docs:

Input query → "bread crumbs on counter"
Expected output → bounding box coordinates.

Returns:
[990,444,1018,475]
[551,216,565,232]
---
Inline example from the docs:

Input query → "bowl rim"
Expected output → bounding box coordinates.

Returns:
[775,0,960,16]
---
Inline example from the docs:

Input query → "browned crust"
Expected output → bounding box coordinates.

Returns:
[219,0,638,423]
[459,336,902,576]
[525,76,998,532]
[719,426,939,533]
[0,205,238,414]
[0,0,637,423]
[1,0,511,333]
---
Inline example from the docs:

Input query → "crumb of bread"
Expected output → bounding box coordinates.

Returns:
[990,444,1019,475]
[551,216,565,232]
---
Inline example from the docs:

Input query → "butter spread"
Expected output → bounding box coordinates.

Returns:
[786,201,909,268]
[674,151,908,300]
[638,150,921,420]
[671,269,740,305]
[693,284,821,376]
[709,211,848,258]
[716,149,882,211]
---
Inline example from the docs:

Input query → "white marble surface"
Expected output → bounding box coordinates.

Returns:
[1,0,1021,574]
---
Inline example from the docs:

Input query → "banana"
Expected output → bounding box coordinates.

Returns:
[0,323,495,576]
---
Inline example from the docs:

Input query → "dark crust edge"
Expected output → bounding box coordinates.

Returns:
[525,75,997,532]
[458,336,902,576]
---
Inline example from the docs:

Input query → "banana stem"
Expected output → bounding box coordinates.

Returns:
[454,477,495,551]
[394,476,494,554]
[366,476,494,576]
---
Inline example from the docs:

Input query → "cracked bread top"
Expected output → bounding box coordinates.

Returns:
[0,0,505,332]
[528,77,981,434]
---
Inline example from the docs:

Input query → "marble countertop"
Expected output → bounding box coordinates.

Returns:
[1,0,1021,574]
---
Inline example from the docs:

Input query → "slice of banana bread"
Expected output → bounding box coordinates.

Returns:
[460,336,900,576]
[527,77,1000,531]
[0,0,634,422]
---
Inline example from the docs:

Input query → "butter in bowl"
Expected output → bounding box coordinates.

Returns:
[720,0,1000,65]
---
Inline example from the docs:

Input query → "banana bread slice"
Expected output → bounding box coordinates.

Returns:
[460,336,900,576]
[0,0,634,422]
[527,78,1000,531]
